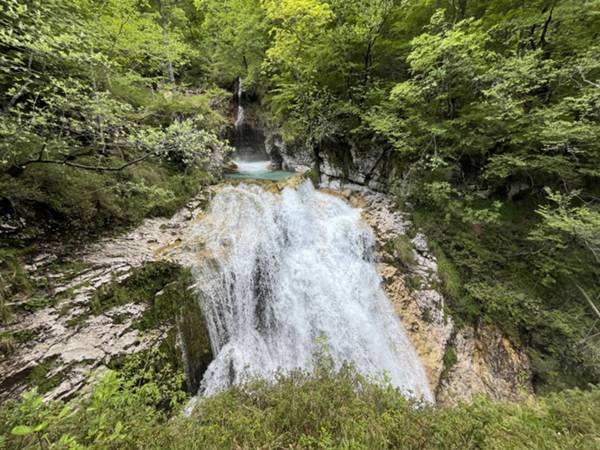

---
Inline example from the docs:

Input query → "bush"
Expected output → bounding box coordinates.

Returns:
[1,365,598,450]
[0,162,213,246]
[411,187,600,392]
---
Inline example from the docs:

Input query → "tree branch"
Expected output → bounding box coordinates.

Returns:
[538,7,554,49]
[577,67,600,89]
[577,284,600,320]
[17,152,155,172]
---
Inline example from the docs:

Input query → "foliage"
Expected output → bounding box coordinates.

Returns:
[195,0,269,86]
[0,367,186,450]
[201,0,600,393]
[0,365,599,449]
[2,0,600,417]
[0,0,230,243]
[530,189,600,280]
[412,191,600,391]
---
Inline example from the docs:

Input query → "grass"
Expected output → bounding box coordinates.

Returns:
[0,332,16,356]
[439,344,458,385]
[0,248,34,326]
[387,234,416,268]
[27,358,63,395]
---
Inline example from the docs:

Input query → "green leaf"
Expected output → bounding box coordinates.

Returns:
[11,425,34,436]
[34,421,49,432]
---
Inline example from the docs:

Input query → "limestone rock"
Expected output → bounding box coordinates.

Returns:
[437,324,533,406]
[358,186,532,403]
[1,191,210,402]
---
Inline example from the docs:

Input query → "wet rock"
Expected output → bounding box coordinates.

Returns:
[265,131,390,191]
[177,291,213,394]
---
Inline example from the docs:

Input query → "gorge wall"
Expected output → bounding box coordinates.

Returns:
[265,132,391,191]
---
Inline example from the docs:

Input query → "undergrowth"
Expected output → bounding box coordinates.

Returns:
[0,162,213,247]
[0,364,598,450]
[411,193,600,393]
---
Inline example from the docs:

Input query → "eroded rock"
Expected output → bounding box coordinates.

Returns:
[437,324,533,405]
[0,191,211,402]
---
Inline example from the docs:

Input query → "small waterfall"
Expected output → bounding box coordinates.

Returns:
[230,76,269,164]
[189,182,433,402]
[234,77,245,129]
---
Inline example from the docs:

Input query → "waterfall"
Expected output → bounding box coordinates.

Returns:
[188,182,433,403]
[234,77,244,129]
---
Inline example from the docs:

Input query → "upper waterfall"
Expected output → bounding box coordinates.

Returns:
[234,77,244,129]
[188,181,433,402]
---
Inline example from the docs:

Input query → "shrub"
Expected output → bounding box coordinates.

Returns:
[3,365,598,449]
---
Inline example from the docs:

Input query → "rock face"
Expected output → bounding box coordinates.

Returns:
[0,193,211,402]
[2,180,532,406]
[337,186,532,404]
[437,324,532,405]
[265,132,391,191]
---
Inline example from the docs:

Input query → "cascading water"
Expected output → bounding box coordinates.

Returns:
[189,181,433,403]
[234,77,245,130]
[228,77,293,181]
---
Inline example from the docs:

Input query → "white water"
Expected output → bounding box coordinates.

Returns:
[189,182,433,402]
[233,160,271,174]
[234,77,245,129]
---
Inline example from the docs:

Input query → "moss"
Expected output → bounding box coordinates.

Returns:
[421,306,432,323]
[44,260,91,286]
[89,262,182,316]
[134,267,195,331]
[20,296,55,313]
[305,169,320,187]
[439,344,458,385]
[91,261,213,394]
[0,248,35,325]
[28,358,63,394]
[387,234,416,269]
[11,327,37,345]
[0,296,10,325]
[177,292,214,393]
[65,314,88,329]
[322,143,355,179]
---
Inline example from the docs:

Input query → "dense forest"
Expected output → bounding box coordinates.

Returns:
[1,0,599,448]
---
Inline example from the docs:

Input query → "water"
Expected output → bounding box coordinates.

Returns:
[234,77,245,129]
[234,105,245,129]
[226,159,296,182]
[188,181,433,402]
